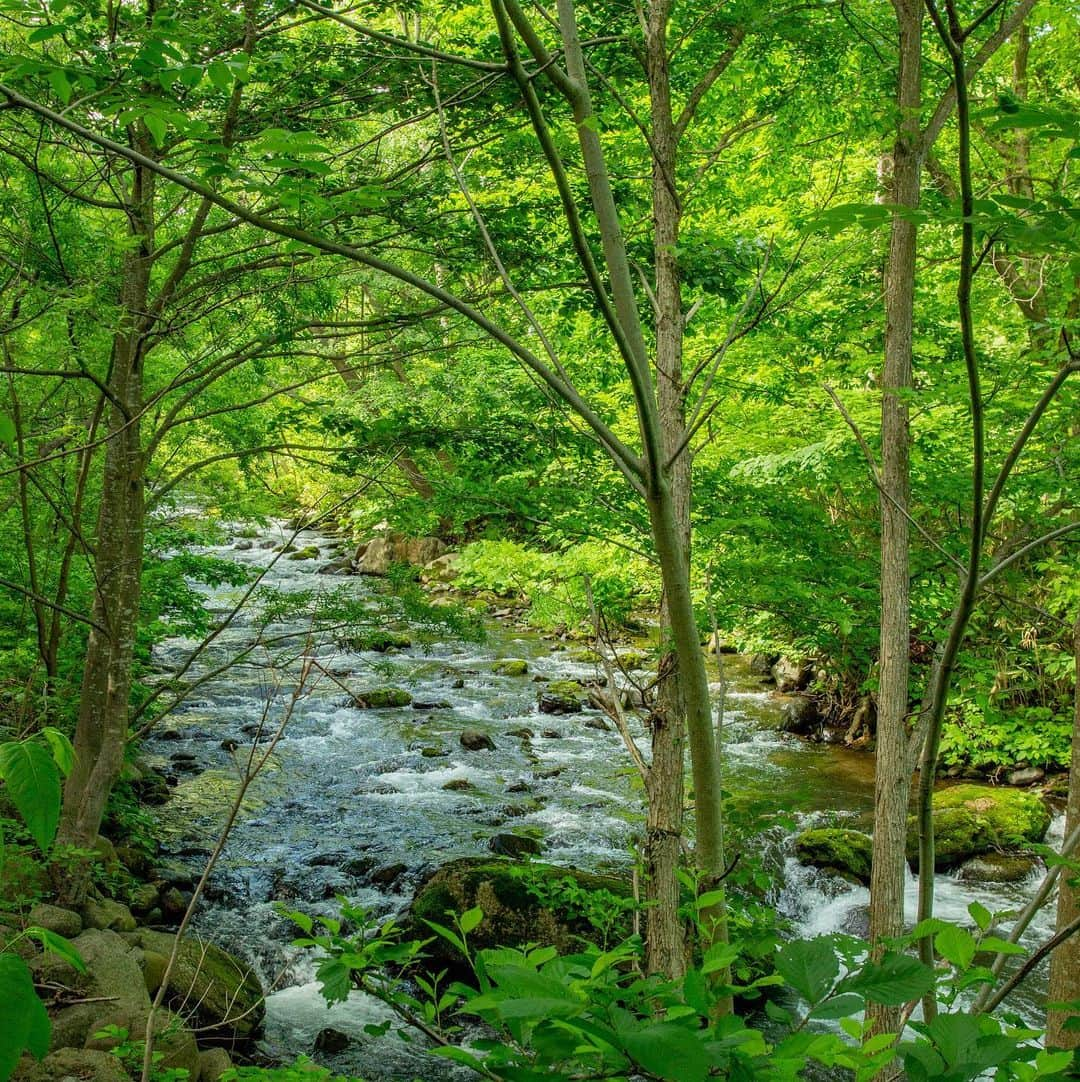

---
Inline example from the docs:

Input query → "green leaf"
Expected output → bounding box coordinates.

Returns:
[0,954,51,1080]
[0,740,61,853]
[774,937,839,1004]
[40,729,73,776]
[934,926,976,971]
[25,928,86,973]
[968,901,992,933]
[207,61,232,92]
[143,111,167,148]
[620,1021,710,1082]
[810,993,865,1020]
[459,906,483,935]
[842,953,934,1005]
[47,68,71,104]
[27,23,66,42]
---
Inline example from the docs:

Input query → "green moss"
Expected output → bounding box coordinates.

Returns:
[352,687,413,708]
[340,631,412,653]
[906,784,1051,869]
[133,929,264,1042]
[793,828,872,886]
[286,545,320,561]
[546,679,585,698]
[492,659,528,676]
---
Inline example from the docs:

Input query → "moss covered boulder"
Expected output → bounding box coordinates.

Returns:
[408,858,630,973]
[794,828,873,886]
[906,784,1051,870]
[538,680,586,715]
[352,687,412,709]
[340,631,412,653]
[492,659,528,677]
[129,929,264,1047]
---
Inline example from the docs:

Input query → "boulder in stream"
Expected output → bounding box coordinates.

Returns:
[352,687,413,709]
[538,680,586,715]
[128,929,265,1047]
[407,858,630,974]
[460,729,496,751]
[492,658,528,676]
[905,783,1051,870]
[956,852,1040,884]
[793,828,872,886]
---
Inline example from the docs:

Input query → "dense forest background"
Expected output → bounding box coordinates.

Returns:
[0,0,1078,1079]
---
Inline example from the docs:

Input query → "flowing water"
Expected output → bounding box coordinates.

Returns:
[144,524,1062,1078]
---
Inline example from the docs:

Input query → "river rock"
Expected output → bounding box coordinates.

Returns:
[778,695,820,735]
[422,553,459,584]
[492,659,528,676]
[87,1008,201,1082]
[1007,766,1045,787]
[317,557,353,576]
[771,657,813,693]
[460,729,495,751]
[314,1028,351,1054]
[407,858,630,974]
[538,680,585,715]
[12,1049,130,1082]
[794,828,873,886]
[81,899,136,934]
[905,784,1051,870]
[352,687,412,709]
[27,904,82,938]
[286,545,320,560]
[233,540,253,551]
[488,834,542,858]
[443,778,475,792]
[357,536,394,574]
[956,853,1040,883]
[749,652,778,678]
[199,1048,233,1082]
[128,929,264,1046]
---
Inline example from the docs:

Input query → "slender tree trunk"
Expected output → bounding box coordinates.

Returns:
[1047,613,1080,1048]
[644,0,690,980]
[867,0,921,1048]
[56,163,153,898]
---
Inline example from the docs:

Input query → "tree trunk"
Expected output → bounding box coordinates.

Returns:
[867,0,921,1048]
[56,163,153,899]
[1047,613,1080,1048]
[644,0,690,981]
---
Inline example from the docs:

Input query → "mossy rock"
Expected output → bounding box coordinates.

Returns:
[538,680,586,715]
[286,545,320,561]
[130,929,264,1045]
[492,659,528,677]
[408,858,630,975]
[906,784,1051,870]
[793,828,872,886]
[352,687,413,709]
[340,631,412,653]
[956,853,1040,884]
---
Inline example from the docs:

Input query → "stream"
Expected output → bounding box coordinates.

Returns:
[144,523,1063,1079]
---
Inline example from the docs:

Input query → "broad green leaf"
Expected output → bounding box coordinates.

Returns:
[934,926,976,971]
[842,952,935,1006]
[620,1022,710,1082]
[459,906,483,935]
[0,740,61,853]
[47,68,71,103]
[774,937,839,1004]
[810,992,864,1020]
[207,61,233,91]
[968,901,992,932]
[143,111,167,148]
[40,729,73,776]
[0,954,51,1080]
[27,23,65,42]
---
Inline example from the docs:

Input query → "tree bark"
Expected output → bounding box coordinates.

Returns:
[867,0,920,1048]
[56,160,153,898]
[644,0,690,981]
[1047,613,1080,1048]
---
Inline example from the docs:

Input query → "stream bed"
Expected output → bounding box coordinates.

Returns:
[144,524,1062,1078]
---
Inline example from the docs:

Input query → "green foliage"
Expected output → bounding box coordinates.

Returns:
[280,899,1069,1082]
[511,865,637,950]
[93,1025,189,1082]
[455,539,653,631]
[222,1058,367,1082]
